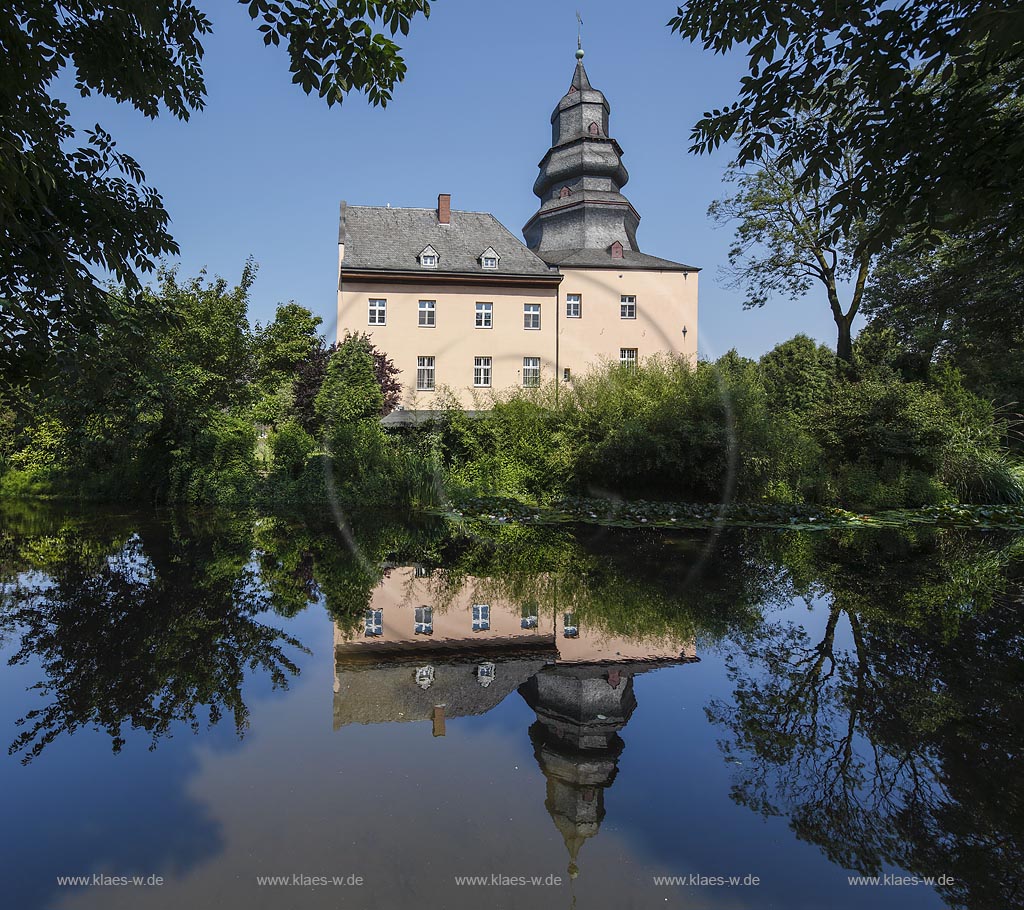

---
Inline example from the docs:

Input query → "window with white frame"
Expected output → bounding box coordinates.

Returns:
[418,299,435,327]
[523,303,541,330]
[416,356,435,391]
[472,603,491,631]
[414,606,433,635]
[415,666,435,689]
[473,356,492,387]
[364,609,383,637]
[482,256,497,269]
[563,612,579,638]
[523,357,540,387]
[414,565,431,578]
[368,299,386,325]
[475,302,493,328]
[521,602,539,630]
[620,348,638,369]
[477,662,496,687]
[419,246,439,269]
[566,293,581,318]
[620,295,637,319]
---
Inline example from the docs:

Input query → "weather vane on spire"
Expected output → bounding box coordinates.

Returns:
[576,10,585,59]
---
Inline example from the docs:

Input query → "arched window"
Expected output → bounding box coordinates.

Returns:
[588,121,600,136]
[559,186,572,199]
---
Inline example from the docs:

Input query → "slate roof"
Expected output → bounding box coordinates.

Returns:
[339,203,556,277]
[537,247,699,272]
[333,657,551,728]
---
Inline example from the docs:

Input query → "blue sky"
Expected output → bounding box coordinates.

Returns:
[65,0,858,359]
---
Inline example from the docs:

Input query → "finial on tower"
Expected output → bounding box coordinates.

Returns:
[576,10,584,58]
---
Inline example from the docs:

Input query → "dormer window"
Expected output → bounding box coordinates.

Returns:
[588,121,601,136]
[479,247,500,270]
[610,241,624,259]
[418,245,439,269]
[559,186,572,199]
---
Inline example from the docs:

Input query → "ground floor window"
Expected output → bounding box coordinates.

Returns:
[620,348,638,369]
[523,356,540,387]
[474,356,492,387]
[416,356,435,391]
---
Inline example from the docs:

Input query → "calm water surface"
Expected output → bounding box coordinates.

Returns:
[0,503,1020,910]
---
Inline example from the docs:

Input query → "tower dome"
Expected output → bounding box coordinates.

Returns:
[523,54,641,258]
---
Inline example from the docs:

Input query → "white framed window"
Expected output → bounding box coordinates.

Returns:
[418,299,435,327]
[482,256,497,269]
[523,356,540,387]
[368,298,387,325]
[473,356,492,387]
[472,603,491,632]
[620,295,637,319]
[475,302,493,329]
[364,609,383,637]
[414,565,431,578]
[477,663,496,687]
[414,606,433,635]
[421,254,437,267]
[563,612,579,639]
[566,293,581,318]
[620,348,638,369]
[521,602,539,630]
[416,356,435,391]
[416,666,435,689]
[524,303,541,330]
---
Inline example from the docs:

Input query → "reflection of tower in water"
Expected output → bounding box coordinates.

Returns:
[333,566,698,879]
[520,665,637,879]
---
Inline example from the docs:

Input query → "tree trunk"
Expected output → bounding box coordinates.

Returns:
[835,314,854,365]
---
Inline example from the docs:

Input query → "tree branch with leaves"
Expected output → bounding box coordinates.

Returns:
[711,153,876,363]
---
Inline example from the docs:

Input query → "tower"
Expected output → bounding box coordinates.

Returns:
[523,49,641,258]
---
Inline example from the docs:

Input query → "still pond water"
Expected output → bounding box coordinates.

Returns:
[0,502,1021,910]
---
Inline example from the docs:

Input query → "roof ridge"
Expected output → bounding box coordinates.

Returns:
[345,204,499,216]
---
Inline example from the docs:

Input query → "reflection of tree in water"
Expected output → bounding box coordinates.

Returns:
[711,532,1024,910]
[5,514,307,763]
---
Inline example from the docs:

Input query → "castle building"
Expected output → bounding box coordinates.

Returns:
[337,49,698,407]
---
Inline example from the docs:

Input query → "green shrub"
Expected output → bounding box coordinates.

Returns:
[269,421,315,481]
[168,413,257,503]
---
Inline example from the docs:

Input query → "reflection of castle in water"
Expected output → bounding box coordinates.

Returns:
[333,566,698,875]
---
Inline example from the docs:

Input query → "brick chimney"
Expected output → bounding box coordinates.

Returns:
[437,193,451,225]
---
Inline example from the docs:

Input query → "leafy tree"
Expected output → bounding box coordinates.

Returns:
[759,335,835,414]
[4,263,257,500]
[296,332,400,434]
[710,157,875,362]
[251,302,322,427]
[669,1,1024,254]
[861,213,1024,428]
[1,0,431,379]
[315,337,385,428]
[252,302,323,386]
